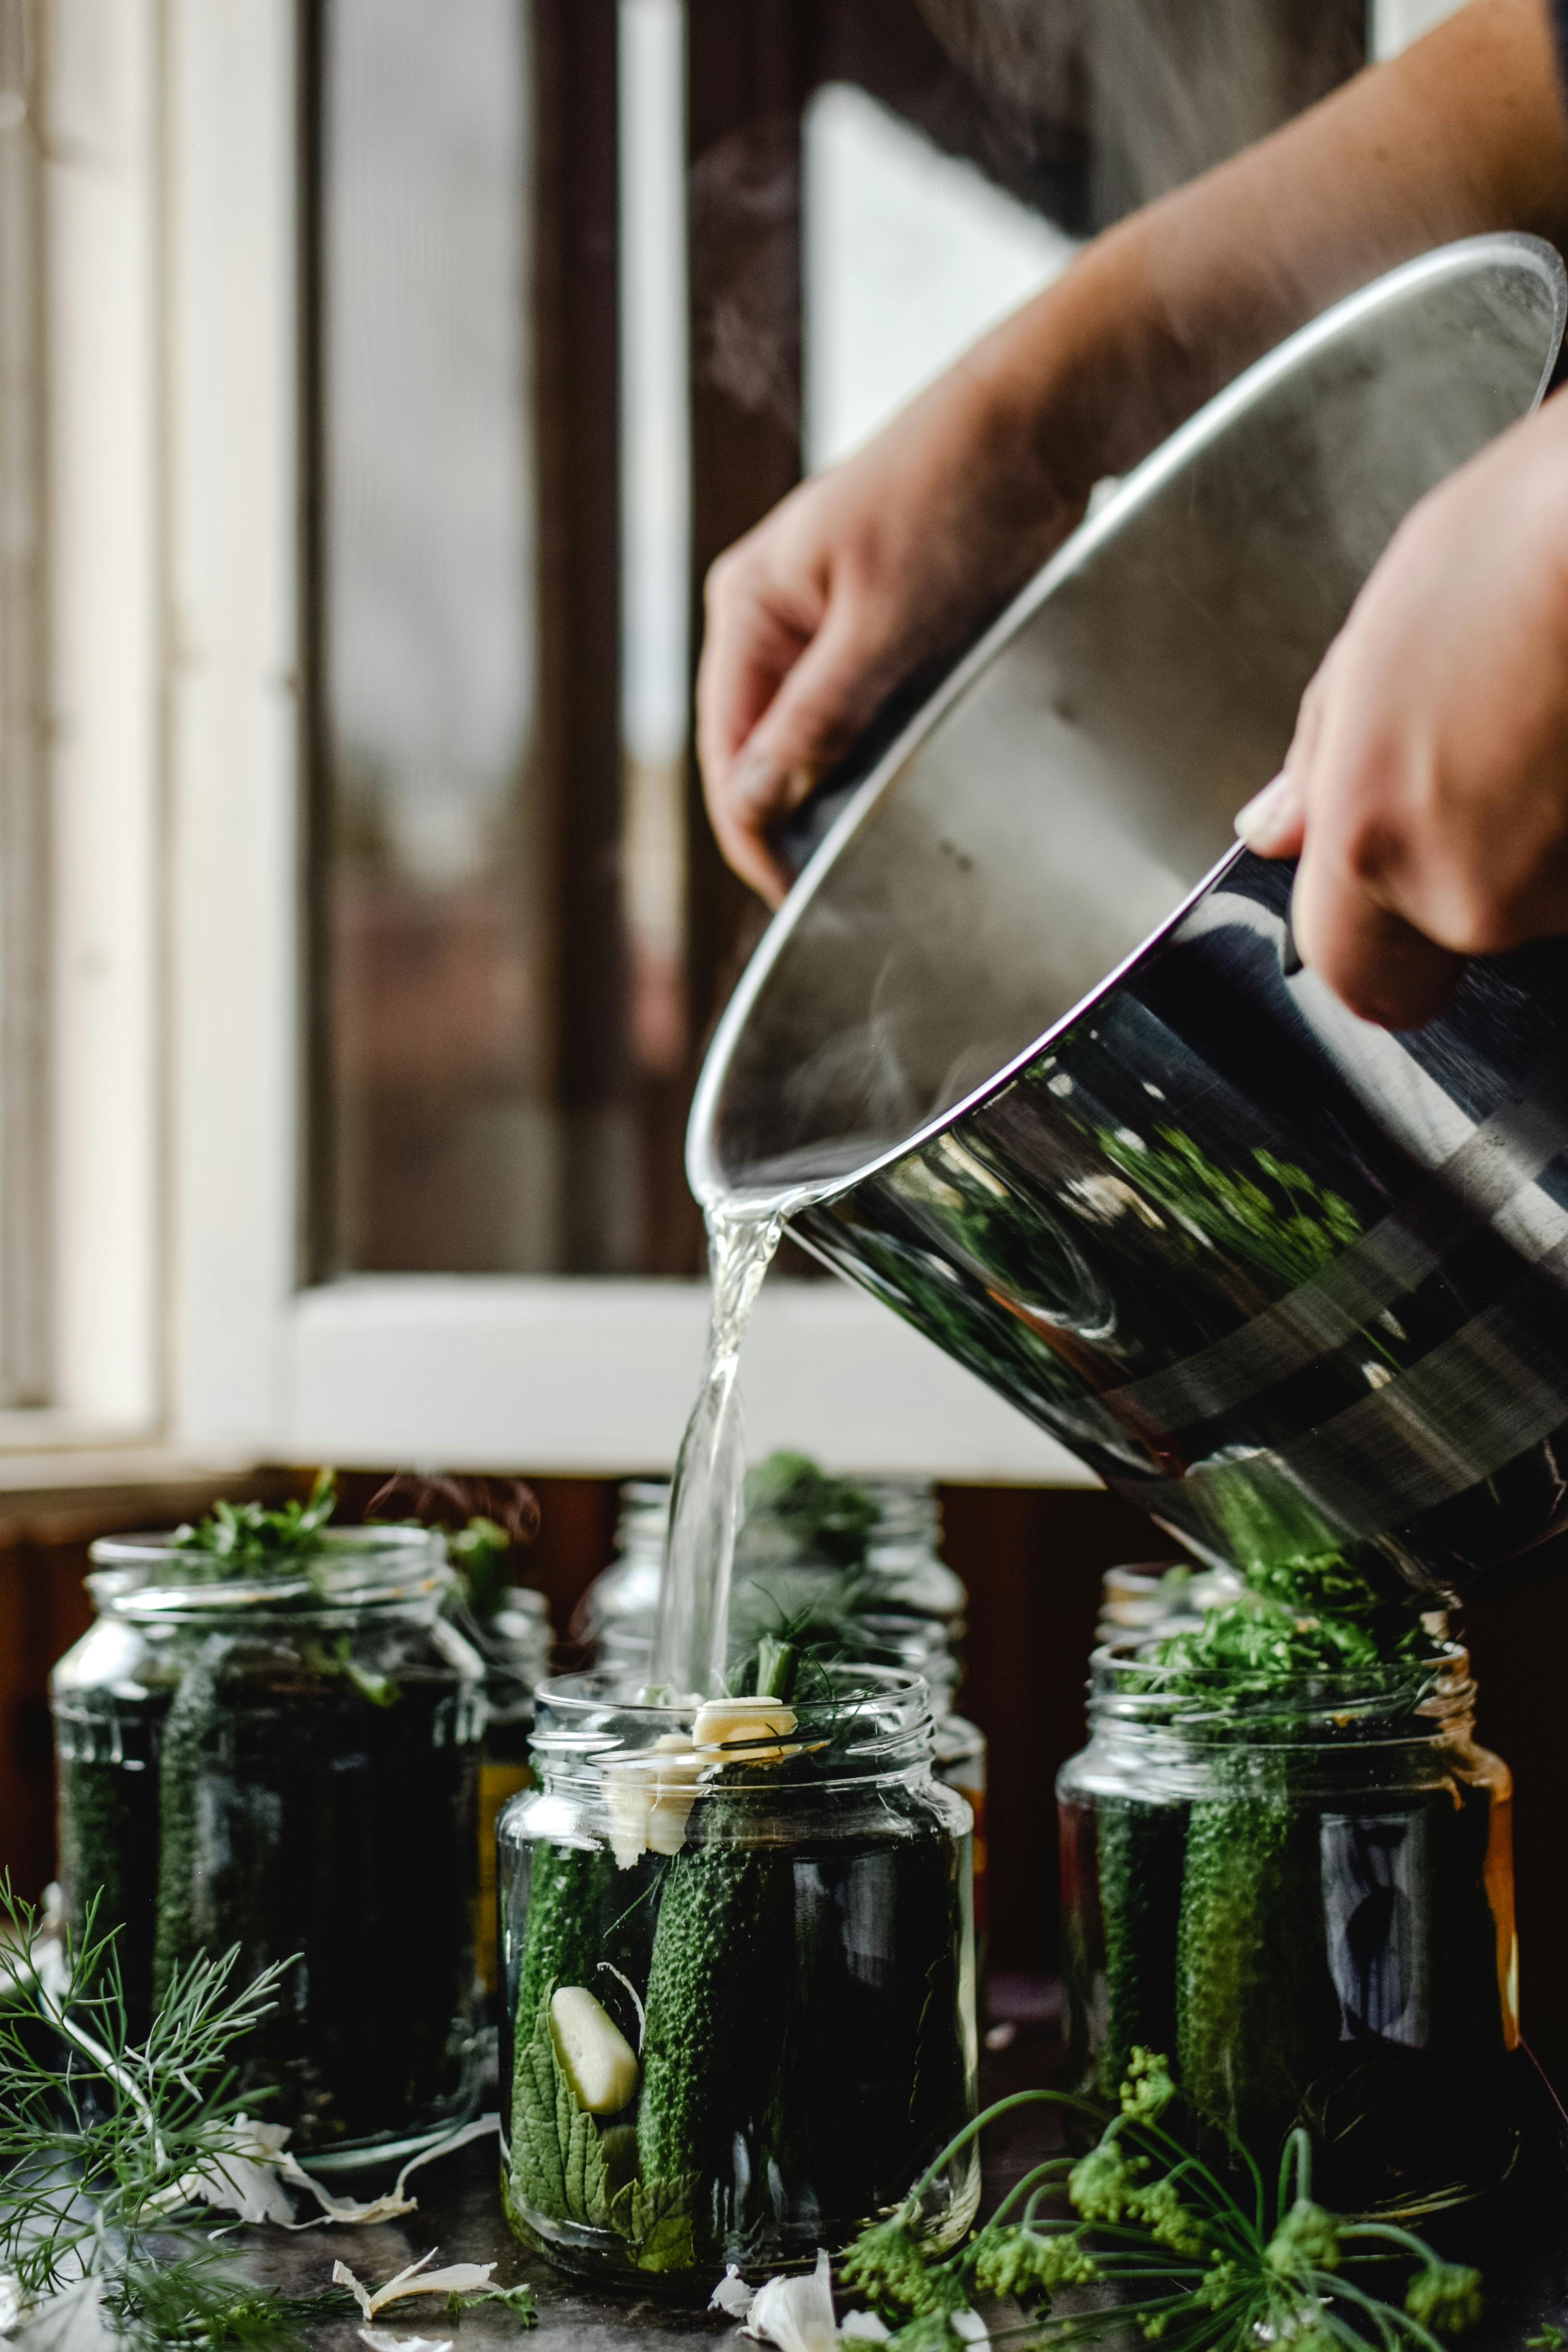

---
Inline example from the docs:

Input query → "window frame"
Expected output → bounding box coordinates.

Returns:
[25,0,1152,1486]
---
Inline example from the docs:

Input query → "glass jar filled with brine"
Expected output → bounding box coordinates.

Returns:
[497,1661,978,2293]
[1058,1640,1518,2216]
[52,1523,486,2166]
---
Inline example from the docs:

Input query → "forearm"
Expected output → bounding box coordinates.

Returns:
[957,0,1568,506]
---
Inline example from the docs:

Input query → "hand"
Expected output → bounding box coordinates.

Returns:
[1236,389,1568,1027]
[696,360,1086,904]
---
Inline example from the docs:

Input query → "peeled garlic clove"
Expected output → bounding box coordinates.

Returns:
[549,1986,640,2115]
[694,1697,798,1765]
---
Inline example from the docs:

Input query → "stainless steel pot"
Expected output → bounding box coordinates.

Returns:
[688,235,1568,1600]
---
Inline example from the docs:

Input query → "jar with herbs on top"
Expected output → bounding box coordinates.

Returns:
[497,1654,978,2293]
[51,1484,486,2166]
[1058,1627,1517,2217]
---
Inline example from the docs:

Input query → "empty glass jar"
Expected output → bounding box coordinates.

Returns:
[497,1666,978,2293]
[52,1525,486,2165]
[1058,1641,1518,2215]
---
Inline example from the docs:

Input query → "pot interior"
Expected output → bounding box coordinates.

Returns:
[690,237,1567,1207]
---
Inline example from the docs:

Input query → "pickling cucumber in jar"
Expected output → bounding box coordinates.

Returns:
[496,1653,979,2293]
[51,1497,487,2165]
[1058,1629,1518,2216]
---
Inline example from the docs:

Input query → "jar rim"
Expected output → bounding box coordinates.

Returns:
[530,1660,934,1781]
[1086,1636,1475,1738]
[86,1523,452,1619]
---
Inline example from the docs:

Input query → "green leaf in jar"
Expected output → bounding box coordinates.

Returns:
[509,1988,613,2229]
[608,2172,698,2273]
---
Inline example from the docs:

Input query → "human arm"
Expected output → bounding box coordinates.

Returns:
[699,0,1568,902]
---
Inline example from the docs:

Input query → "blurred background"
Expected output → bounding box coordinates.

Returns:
[15,0,1562,2076]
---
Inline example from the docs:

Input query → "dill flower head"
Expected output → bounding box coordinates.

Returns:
[838,2218,963,2319]
[971,2226,1100,2304]
[1265,2199,1342,2275]
[1405,2263,1484,2336]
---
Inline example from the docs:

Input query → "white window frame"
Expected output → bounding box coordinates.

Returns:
[31,0,1094,1489]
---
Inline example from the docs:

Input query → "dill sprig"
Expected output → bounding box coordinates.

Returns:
[839,2050,1482,2351]
[167,1470,338,1579]
[0,1877,339,2348]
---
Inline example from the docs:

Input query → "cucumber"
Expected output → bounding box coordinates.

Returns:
[1175,1774,1337,2151]
[635,1830,793,2232]
[1097,1796,1186,2098]
[514,1841,616,2035]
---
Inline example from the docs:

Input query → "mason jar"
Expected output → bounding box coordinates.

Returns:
[497,1666,978,2294]
[51,1525,486,2166]
[461,1581,553,1998]
[1057,1642,1518,2216]
[572,1482,667,1670]
[576,1476,967,1679]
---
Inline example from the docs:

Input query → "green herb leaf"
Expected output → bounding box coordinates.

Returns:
[608,2172,698,2273]
[836,2055,1483,2352]
[0,1876,318,2351]
[508,1987,612,2229]
[169,1470,338,1577]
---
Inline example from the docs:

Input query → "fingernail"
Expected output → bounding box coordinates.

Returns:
[1234,771,1301,850]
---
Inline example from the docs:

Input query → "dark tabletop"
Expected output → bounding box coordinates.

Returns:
[233,1999,1568,2352]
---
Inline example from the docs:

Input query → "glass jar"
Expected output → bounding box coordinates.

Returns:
[497,1666,978,2293]
[577,1475,967,1676]
[462,1583,553,1999]
[572,1482,668,1671]
[1058,1642,1518,2216]
[51,1525,486,2166]
[1096,1559,1245,1648]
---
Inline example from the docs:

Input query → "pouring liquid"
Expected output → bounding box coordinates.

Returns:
[650,1197,790,1698]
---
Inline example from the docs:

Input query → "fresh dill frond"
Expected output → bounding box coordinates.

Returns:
[167,1470,338,1577]
[0,1876,319,2349]
[839,2050,1483,2351]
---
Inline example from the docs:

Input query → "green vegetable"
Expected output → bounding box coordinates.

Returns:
[635,1834,794,2223]
[741,1450,880,1570]
[1175,1765,1337,2153]
[448,1514,516,1620]
[0,1878,352,2351]
[167,1469,338,1578]
[1095,1798,1184,2097]
[837,2051,1484,2351]
[510,1988,614,2229]
[513,1841,616,2037]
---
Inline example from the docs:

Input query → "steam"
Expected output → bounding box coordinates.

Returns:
[689,118,800,435]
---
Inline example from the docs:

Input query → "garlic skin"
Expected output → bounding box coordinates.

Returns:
[743,2249,839,2352]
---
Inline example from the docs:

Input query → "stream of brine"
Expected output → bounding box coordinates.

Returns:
[649,1195,796,1698]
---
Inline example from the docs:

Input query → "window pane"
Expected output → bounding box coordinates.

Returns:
[804,80,1076,475]
[318,0,702,1277]
[321,0,551,1274]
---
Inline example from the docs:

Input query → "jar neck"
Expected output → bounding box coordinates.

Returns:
[1085,1638,1478,1753]
[86,1526,454,1627]
[528,1663,936,1798]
